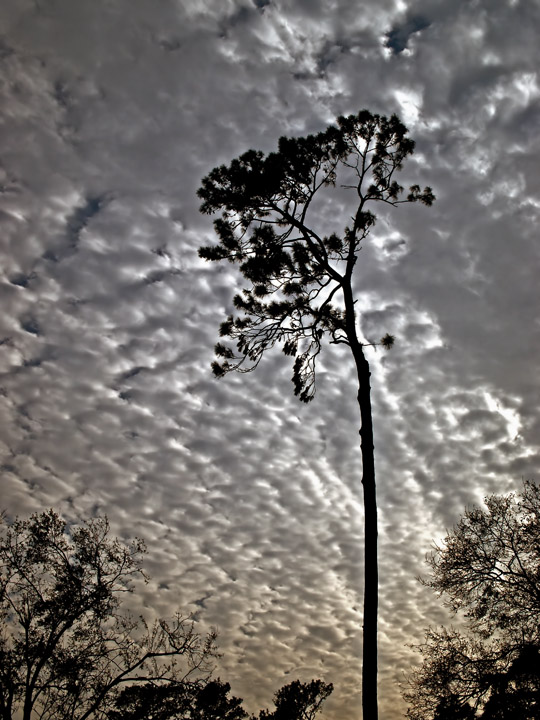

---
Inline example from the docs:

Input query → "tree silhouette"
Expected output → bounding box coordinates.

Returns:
[0,510,218,720]
[198,110,434,719]
[258,679,333,720]
[109,678,248,720]
[404,482,540,719]
[110,678,332,720]
[0,510,334,720]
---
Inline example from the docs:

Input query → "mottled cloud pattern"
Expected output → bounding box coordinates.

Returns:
[1,1,539,719]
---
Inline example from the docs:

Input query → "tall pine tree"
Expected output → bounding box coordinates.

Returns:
[198,110,434,719]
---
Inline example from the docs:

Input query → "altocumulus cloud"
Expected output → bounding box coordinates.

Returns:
[1,1,540,719]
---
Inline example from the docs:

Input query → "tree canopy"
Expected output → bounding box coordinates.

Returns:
[404,482,540,719]
[109,679,248,720]
[198,110,433,402]
[259,679,333,720]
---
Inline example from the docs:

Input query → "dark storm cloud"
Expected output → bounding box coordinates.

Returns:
[1,1,539,719]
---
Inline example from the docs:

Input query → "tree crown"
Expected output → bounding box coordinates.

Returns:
[198,110,433,401]
[425,481,540,635]
[405,482,540,720]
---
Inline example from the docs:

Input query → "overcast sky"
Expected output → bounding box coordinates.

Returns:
[1,1,539,718]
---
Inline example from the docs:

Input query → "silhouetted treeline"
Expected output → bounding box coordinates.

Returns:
[0,509,332,720]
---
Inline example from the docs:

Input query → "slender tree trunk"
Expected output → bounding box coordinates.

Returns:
[23,694,32,720]
[354,345,378,720]
[343,276,378,720]
[23,666,33,720]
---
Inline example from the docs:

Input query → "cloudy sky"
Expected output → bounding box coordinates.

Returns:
[1,1,539,718]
